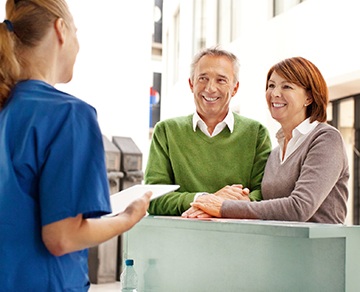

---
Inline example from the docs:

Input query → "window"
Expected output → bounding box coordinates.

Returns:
[330,95,360,225]
[153,0,163,44]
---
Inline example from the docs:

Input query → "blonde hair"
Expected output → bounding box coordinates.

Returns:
[0,0,72,108]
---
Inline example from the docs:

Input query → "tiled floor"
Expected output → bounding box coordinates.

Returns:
[89,281,121,291]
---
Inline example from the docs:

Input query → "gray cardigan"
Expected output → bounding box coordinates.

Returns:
[221,123,349,223]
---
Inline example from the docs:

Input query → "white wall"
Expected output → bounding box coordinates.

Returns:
[1,0,154,165]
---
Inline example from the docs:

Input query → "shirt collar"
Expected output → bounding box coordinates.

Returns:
[276,118,319,144]
[192,111,234,133]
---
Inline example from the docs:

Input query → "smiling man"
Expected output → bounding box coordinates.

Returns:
[144,46,272,216]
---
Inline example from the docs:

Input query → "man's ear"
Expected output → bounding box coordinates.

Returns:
[54,18,66,45]
[232,81,239,97]
[188,78,194,92]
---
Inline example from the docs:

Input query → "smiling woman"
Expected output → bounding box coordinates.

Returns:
[266,71,314,148]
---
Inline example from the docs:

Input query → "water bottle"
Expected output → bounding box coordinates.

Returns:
[120,259,138,292]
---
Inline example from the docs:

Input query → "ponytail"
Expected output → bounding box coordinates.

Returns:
[0,0,73,109]
[0,20,21,108]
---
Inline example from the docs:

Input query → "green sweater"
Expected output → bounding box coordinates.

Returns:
[145,113,272,215]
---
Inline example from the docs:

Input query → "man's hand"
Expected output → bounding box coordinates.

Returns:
[214,184,250,200]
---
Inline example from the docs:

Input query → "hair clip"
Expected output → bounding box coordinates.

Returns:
[3,19,14,32]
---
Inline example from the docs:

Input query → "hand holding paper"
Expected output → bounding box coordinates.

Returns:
[103,184,180,217]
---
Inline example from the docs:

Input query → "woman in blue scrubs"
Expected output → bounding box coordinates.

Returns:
[0,1,151,291]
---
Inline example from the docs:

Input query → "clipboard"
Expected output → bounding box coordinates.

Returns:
[102,184,180,217]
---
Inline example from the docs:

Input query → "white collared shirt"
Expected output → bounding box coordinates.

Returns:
[192,111,234,137]
[276,118,319,163]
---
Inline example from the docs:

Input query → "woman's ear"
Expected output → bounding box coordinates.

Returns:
[54,18,66,45]
[305,94,314,106]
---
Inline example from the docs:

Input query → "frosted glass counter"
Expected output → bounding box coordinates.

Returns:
[122,216,360,292]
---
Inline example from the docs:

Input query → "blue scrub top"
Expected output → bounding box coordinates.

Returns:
[0,80,111,291]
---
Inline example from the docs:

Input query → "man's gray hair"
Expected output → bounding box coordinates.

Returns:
[189,46,240,84]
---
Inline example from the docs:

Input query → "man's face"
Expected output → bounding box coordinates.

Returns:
[189,55,239,123]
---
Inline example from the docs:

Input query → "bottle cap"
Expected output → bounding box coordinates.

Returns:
[125,259,134,266]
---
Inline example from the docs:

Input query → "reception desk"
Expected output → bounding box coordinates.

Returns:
[122,216,360,292]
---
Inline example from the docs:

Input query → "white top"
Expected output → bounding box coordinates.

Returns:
[192,111,234,137]
[276,118,319,163]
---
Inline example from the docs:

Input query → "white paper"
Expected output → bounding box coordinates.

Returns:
[102,184,180,217]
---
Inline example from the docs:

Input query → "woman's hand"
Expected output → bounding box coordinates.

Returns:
[181,206,213,218]
[42,191,152,256]
[120,191,152,224]
[190,194,225,217]
[182,185,250,218]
